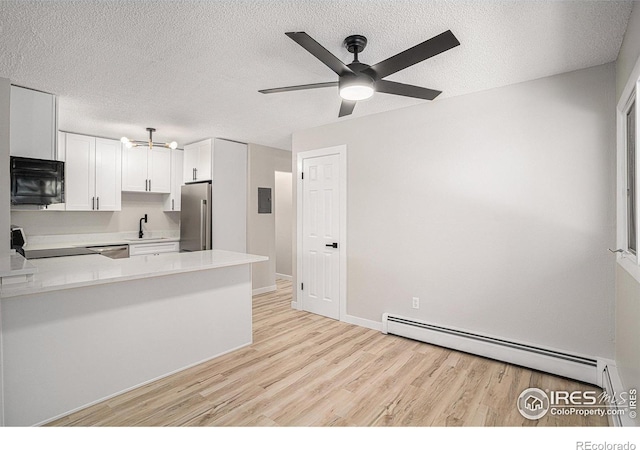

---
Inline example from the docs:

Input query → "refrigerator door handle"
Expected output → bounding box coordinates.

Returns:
[200,199,207,250]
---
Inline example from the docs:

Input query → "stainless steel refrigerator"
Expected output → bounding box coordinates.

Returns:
[180,181,212,251]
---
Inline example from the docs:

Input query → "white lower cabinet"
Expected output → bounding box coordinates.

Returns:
[64,133,122,211]
[129,241,180,256]
[164,149,184,212]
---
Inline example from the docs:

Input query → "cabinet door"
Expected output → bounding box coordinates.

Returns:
[95,138,122,211]
[196,139,212,182]
[122,147,148,192]
[183,142,198,184]
[148,147,171,193]
[10,86,57,160]
[164,149,184,212]
[65,133,96,211]
[183,139,212,183]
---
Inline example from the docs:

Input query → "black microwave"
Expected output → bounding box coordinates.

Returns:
[10,156,65,205]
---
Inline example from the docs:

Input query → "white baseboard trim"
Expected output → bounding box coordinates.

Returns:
[343,314,382,332]
[252,285,277,296]
[276,273,292,281]
[291,301,298,309]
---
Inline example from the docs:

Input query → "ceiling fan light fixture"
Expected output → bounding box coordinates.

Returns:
[339,84,374,101]
[339,76,374,101]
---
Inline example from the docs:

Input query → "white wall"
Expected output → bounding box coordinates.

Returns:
[212,139,247,253]
[615,1,640,421]
[247,144,291,292]
[275,171,293,277]
[0,78,10,255]
[293,63,616,359]
[0,76,10,426]
[616,3,640,101]
[11,193,179,237]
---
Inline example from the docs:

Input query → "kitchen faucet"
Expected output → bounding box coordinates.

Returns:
[139,214,148,239]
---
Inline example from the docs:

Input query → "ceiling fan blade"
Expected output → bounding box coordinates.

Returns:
[259,82,338,94]
[375,80,441,101]
[363,30,460,79]
[339,100,356,117]
[286,32,355,77]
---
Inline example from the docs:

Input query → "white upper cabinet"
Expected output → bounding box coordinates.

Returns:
[122,146,171,193]
[121,146,147,192]
[64,133,95,210]
[94,138,123,211]
[164,149,184,212]
[183,139,212,183]
[148,147,171,193]
[64,133,121,211]
[10,85,58,160]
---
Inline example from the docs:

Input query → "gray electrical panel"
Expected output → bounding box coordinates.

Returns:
[258,187,272,214]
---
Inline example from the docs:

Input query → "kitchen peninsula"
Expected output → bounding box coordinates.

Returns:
[0,249,267,426]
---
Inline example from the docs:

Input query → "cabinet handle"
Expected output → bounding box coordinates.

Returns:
[193,168,196,181]
[145,179,148,191]
[201,199,207,250]
[92,196,95,210]
[96,197,99,210]
[172,199,175,211]
[149,179,151,191]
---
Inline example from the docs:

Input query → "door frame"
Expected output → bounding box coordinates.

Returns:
[296,145,347,321]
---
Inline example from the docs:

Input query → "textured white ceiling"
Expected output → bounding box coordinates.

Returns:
[0,0,633,150]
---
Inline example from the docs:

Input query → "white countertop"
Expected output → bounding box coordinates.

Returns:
[0,250,268,298]
[0,252,37,277]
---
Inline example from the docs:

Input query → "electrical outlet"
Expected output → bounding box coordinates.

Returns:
[412,297,419,309]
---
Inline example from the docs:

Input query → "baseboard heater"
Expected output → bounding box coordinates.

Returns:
[382,314,598,385]
[601,365,623,427]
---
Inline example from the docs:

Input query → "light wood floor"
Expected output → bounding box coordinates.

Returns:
[48,279,607,426]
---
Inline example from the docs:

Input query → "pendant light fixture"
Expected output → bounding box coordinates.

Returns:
[120,127,178,150]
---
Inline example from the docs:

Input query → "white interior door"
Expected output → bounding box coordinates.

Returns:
[302,153,341,320]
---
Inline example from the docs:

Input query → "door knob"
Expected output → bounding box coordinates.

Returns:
[325,243,338,249]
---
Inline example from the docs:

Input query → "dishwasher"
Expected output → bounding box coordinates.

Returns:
[87,244,130,259]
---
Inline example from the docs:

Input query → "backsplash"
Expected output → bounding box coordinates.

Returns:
[11,193,179,237]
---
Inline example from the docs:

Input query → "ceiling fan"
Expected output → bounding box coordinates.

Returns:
[259,30,460,117]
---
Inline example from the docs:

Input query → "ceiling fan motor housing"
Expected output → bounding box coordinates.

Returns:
[344,35,368,55]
